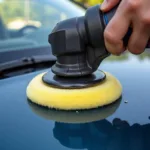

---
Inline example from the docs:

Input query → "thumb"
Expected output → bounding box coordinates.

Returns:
[100,0,120,12]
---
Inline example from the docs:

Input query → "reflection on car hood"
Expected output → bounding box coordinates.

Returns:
[0,38,37,51]
[1,53,150,150]
[7,19,41,30]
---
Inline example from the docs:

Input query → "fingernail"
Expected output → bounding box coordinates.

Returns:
[101,0,108,10]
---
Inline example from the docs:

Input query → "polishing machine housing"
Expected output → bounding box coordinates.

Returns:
[48,5,116,77]
[27,5,125,110]
[49,4,150,77]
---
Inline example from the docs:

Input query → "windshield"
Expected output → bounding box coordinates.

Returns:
[0,0,85,52]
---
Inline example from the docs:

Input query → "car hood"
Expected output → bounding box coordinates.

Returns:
[1,52,150,150]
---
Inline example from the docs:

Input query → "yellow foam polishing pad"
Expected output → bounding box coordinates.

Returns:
[26,72,122,110]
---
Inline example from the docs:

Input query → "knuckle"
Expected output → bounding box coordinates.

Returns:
[141,16,150,25]
[126,0,141,11]
[128,47,144,55]
[104,30,116,44]
[108,50,122,56]
[113,51,122,56]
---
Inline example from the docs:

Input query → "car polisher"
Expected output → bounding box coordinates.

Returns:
[27,4,131,110]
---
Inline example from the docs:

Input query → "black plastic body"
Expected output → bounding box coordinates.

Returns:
[49,4,150,77]
[42,70,105,89]
[49,5,110,77]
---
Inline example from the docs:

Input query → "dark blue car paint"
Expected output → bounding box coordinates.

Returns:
[1,54,150,150]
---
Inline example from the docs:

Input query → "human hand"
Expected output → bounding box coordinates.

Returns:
[101,0,150,55]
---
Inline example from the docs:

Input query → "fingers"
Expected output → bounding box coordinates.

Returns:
[101,0,120,12]
[104,4,131,55]
[101,0,150,55]
[128,24,149,54]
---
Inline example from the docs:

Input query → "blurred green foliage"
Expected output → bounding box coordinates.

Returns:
[75,0,104,6]
[0,0,60,27]
[106,53,129,62]
[0,0,24,23]
[0,0,103,25]
[105,51,150,62]
[138,51,150,60]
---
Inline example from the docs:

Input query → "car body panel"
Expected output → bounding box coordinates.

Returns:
[1,53,150,150]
